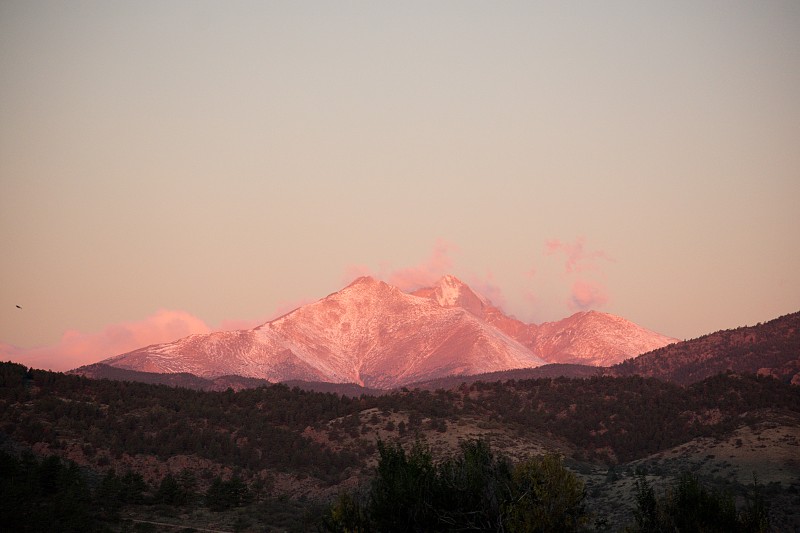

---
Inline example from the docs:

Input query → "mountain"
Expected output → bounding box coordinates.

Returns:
[90,275,676,389]
[612,311,800,385]
[98,276,547,389]
[413,275,677,366]
[529,311,677,366]
[412,275,537,344]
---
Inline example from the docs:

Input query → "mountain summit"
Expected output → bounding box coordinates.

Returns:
[96,275,676,388]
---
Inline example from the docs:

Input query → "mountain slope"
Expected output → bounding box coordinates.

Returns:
[612,311,800,384]
[100,277,546,388]
[530,311,677,366]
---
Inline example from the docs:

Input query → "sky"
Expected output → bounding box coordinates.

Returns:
[2,1,799,372]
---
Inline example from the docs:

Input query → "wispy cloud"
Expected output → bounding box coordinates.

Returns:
[0,309,213,372]
[342,241,517,312]
[544,237,614,312]
[545,236,613,274]
[465,270,507,309]
[343,239,457,291]
[386,239,456,290]
[568,279,609,310]
[0,302,316,372]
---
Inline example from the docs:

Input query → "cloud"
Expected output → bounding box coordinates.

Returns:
[544,237,614,312]
[569,279,609,310]
[341,263,375,285]
[465,271,507,310]
[545,236,613,273]
[340,243,522,316]
[386,239,456,290]
[343,239,457,291]
[0,309,213,372]
[0,297,330,373]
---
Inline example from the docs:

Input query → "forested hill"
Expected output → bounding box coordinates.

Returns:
[69,362,274,391]
[2,360,800,530]
[612,311,800,385]
[2,361,798,472]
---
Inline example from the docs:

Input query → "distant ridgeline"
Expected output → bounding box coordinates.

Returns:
[612,311,800,385]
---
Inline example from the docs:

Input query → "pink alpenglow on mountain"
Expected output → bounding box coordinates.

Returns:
[413,275,676,367]
[97,275,676,388]
[529,311,677,367]
[100,277,547,388]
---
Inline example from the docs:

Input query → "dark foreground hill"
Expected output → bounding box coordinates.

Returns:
[2,360,799,531]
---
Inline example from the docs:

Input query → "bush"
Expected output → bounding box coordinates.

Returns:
[205,475,251,511]
[322,439,587,532]
[505,454,587,533]
[630,473,769,533]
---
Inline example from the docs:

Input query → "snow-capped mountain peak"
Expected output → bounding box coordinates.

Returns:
[433,275,485,306]
[92,275,676,388]
[411,275,490,318]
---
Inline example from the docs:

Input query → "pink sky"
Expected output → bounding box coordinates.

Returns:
[1,2,798,370]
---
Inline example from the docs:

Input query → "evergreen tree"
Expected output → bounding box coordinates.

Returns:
[155,473,189,506]
[206,475,251,511]
[629,473,769,533]
[505,454,587,533]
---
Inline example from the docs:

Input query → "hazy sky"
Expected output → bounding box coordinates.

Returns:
[2,1,799,371]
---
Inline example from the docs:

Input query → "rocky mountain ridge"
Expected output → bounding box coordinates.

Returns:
[93,275,676,388]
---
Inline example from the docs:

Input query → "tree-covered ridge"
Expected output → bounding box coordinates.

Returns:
[613,311,800,384]
[1,361,366,484]
[464,373,800,462]
[2,361,798,474]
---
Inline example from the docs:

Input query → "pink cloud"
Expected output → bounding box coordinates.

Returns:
[569,279,609,311]
[342,239,458,291]
[466,271,507,310]
[341,263,374,286]
[386,239,456,290]
[0,297,331,373]
[543,237,614,312]
[545,236,612,273]
[0,309,213,372]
